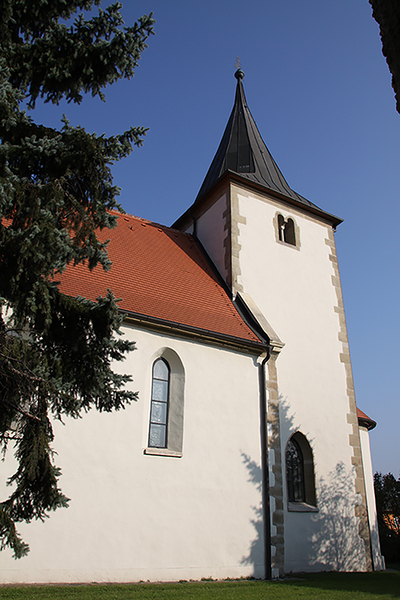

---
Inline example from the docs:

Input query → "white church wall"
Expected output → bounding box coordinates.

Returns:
[0,325,265,584]
[359,426,385,570]
[232,185,367,572]
[194,191,228,282]
[179,191,228,282]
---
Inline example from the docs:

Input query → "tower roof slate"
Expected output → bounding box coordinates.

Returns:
[190,70,342,228]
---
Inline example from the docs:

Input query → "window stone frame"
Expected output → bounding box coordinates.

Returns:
[145,347,185,458]
[274,212,301,250]
[286,431,317,512]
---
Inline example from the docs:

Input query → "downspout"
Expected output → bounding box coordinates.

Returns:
[232,292,276,579]
[259,348,272,580]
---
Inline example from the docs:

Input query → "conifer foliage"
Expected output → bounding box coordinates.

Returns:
[0,1,154,558]
[370,0,400,113]
[374,473,400,562]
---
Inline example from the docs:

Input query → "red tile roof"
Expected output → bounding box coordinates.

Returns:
[357,408,376,430]
[58,213,263,347]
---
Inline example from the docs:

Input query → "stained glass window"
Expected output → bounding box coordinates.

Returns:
[148,358,170,448]
[286,437,305,502]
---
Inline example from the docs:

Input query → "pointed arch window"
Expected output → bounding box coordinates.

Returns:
[145,349,185,457]
[286,432,317,510]
[148,358,170,448]
[286,437,305,502]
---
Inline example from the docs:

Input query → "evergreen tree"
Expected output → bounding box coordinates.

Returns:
[0,1,154,558]
[374,472,400,562]
[370,0,400,113]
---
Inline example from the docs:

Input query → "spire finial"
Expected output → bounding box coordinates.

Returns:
[234,57,244,81]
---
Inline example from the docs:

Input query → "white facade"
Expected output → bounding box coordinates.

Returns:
[1,326,266,583]
[0,72,384,583]
[359,425,386,571]
[182,178,384,575]
[1,178,384,583]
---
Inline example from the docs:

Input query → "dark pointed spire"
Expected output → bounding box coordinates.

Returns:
[196,70,330,216]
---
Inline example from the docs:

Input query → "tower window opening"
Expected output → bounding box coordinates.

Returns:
[284,218,296,245]
[277,214,297,246]
[278,214,285,242]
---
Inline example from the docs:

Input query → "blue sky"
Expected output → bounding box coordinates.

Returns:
[32,0,399,475]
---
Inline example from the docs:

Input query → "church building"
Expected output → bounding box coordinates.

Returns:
[0,70,384,583]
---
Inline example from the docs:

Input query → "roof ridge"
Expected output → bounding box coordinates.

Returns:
[115,210,193,237]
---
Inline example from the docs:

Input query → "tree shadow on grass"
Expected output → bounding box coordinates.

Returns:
[279,571,400,598]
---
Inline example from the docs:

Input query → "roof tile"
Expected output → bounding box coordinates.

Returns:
[357,407,376,430]
[58,213,263,346]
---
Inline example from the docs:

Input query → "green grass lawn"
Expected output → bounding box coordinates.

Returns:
[1,572,399,600]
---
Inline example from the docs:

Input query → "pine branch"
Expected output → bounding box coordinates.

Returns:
[0,0,149,558]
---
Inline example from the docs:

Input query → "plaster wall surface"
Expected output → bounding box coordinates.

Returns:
[359,426,385,570]
[194,192,228,281]
[0,326,264,584]
[234,186,366,572]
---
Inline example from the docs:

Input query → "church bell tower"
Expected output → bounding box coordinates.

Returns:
[174,69,374,575]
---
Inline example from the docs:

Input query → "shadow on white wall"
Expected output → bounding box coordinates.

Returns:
[308,461,365,571]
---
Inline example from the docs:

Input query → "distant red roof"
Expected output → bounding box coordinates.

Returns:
[58,213,264,348]
[357,408,376,430]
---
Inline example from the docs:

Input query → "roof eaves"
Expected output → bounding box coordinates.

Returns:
[185,71,343,231]
[173,170,343,230]
[357,408,377,431]
[228,172,343,228]
[192,235,273,347]
[233,293,272,347]
[120,309,268,354]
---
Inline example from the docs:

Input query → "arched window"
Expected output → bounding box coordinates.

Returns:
[276,213,298,247]
[284,218,296,245]
[286,432,317,509]
[148,358,170,448]
[278,214,286,242]
[146,348,185,457]
[286,437,305,502]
